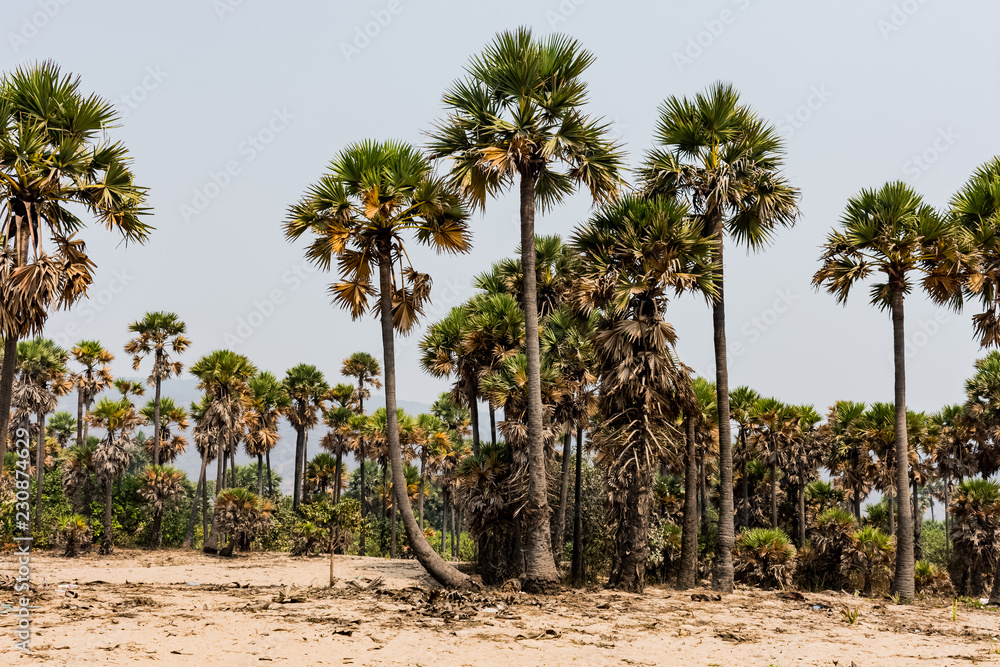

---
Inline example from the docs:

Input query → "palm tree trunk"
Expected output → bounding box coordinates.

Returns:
[797,470,806,549]
[441,489,448,557]
[944,480,950,561]
[205,435,226,553]
[468,378,480,456]
[34,411,45,531]
[183,449,208,548]
[912,477,922,561]
[76,388,85,448]
[740,430,749,530]
[553,430,572,566]
[0,207,29,477]
[418,453,426,529]
[489,403,497,444]
[230,446,237,490]
[100,476,114,555]
[266,451,274,498]
[257,454,264,497]
[302,430,309,499]
[152,507,164,549]
[292,426,304,511]
[679,415,699,590]
[152,370,162,466]
[769,460,778,529]
[334,451,343,503]
[571,424,585,587]
[710,214,735,594]
[890,291,915,599]
[518,173,559,590]
[888,492,894,536]
[451,502,457,558]
[390,500,398,559]
[359,453,367,556]
[376,248,468,588]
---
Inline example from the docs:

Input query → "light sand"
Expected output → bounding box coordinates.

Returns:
[2,549,999,666]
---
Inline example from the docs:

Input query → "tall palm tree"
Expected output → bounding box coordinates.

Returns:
[822,401,873,521]
[430,28,624,588]
[89,396,142,554]
[730,386,761,529]
[124,312,190,466]
[321,382,355,503]
[572,194,716,592]
[281,364,328,510]
[61,437,97,513]
[0,62,151,473]
[189,350,257,553]
[14,337,71,530]
[138,465,186,548]
[245,371,289,498]
[814,181,967,599]
[341,352,381,520]
[639,82,800,593]
[285,139,472,588]
[183,394,217,549]
[139,397,188,464]
[69,340,114,448]
[749,397,796,530]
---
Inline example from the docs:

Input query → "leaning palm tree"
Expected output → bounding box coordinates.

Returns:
[572,194,716,592]
[814,181,968,599]
[430,28,625,588]
[69,340,114,447]
[138,465,186,548]
[189,350,257,553]
[639,82,800,593]
[89,396,142,554]
[281,364,328,510]
[124,312,190,466]
[285,139,472,588]
[0,62,151,473]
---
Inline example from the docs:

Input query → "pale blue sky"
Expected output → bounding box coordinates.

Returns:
[4,0,1000,427]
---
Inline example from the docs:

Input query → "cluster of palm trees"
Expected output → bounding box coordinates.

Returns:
[7,28,1000,600]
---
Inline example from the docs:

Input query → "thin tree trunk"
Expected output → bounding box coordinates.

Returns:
[518,173,559,590]
[230,446,237,490]
[183,449,208,548]
[257,454,264,497]
[151,507,164,549]
[205,434,226,553]
[390,496,398,559]
[553,430,572,566]
[769,460,778,529]
[100,476,114,555]
[153,370,162,466]
[571,425,585,587]
[293,426,304,511]
[740,430,749,530]
[441,489,448,557]
[76,388,85,448]
[710,213,735,594]
[679,415,700,589]
[468,378,480,456]
[912,478,922,561]
[0,205,29,476]
[334,451,343,503]
[359,452,367,556]
[376,248,468,587]
[266,451,274,497]
[34,411,45,531]
[890,291,914,599]
[797,470,806,549]
[888,492,894,536]
[944,481,950,561]
[489,403,497,445]
[451,502,457,558]
[418,453,426,530]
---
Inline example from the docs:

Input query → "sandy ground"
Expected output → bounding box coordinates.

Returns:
[2,549,999,666]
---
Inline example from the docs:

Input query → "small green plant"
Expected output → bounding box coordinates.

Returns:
[889,592,902,605]
[952,599,958,622]
[840,605,861,625]
[989,640,1000,655]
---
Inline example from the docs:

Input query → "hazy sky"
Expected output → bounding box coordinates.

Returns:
[4,0,1000,423]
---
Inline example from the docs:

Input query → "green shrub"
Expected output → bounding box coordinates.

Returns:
[734,527,797,589]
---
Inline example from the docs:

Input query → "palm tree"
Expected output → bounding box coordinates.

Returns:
[786,404,823,548]
[285,139,472,588]
[124,312,190,466]
[749,398,796,530]
[572,194,716,592]
[814,181,967,599]
[69,340,114,448]
[639,82,800,593]
[430,28,625,588]
[245,371,289,498]
[189,350,257,553]
[138,465,186,548]
[822,401,872,521]
[114,378,146,401]
[0,62,151,473]
[139,397,188,464]
[14,338,71,530]
[47,411,76,448]
[281,364,328,510]
[730,386,761,529]
[321,405,353,504]
[62,438,97,513]
[183,394,217,549]
[341,352,381,524]
[89,396,142,554]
